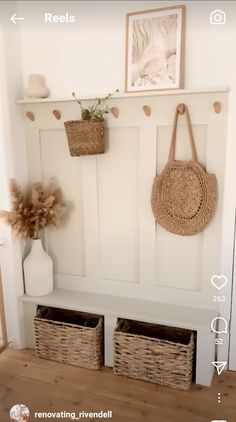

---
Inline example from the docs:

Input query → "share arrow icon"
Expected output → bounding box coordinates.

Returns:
[212,361,227,375]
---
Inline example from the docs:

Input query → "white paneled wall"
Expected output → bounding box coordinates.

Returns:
[40,129,86,277]
[20,90,228,310]
[97,127,139,283]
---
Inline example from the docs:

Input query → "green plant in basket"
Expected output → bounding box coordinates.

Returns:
[72,89,119,121]
[64,89,119,157]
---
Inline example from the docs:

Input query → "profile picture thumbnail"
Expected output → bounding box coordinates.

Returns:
[9,404,30,422]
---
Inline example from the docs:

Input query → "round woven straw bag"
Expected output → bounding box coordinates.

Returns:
[151,105,217,236]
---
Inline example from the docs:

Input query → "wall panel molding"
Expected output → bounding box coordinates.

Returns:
[22,91,228,310]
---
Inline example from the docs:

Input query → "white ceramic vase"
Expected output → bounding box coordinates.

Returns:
[23,239,53,296]
[24,74,49,98]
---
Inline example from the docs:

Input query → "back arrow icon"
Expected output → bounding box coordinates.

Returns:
[10,13,25,24]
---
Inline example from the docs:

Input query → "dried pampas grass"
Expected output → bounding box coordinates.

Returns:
[0,179,67,239]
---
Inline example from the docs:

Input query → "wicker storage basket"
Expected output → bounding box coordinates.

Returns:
[34,306,103,369]
[114,319,195,390]
[64,119,104,156]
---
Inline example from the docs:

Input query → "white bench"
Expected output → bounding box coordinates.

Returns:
[21,289,218,387]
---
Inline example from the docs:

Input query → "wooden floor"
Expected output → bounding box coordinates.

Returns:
[0,349,235,422]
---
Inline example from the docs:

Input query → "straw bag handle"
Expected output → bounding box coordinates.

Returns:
[168,104,197,162]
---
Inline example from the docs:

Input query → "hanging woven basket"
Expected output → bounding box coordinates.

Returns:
[64,119,105,156]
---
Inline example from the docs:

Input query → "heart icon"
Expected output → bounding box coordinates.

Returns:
[211,275,228,290]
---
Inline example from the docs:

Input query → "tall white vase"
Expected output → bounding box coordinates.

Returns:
[23,239,53,296]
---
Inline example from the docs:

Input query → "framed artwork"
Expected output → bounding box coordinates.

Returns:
[125,5,185,92]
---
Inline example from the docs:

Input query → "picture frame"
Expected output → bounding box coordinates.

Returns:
[125,5,185,92]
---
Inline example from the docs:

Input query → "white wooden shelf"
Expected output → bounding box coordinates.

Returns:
[16,87,229,105]
[21,288,217,330]
[21,288,218,387]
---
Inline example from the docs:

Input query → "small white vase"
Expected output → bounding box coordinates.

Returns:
[23,239,53,296]
[24,74,50,98]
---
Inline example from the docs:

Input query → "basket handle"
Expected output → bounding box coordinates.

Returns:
[168,104,197,162]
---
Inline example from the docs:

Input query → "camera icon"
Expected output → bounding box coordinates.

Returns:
[210,9,226,25]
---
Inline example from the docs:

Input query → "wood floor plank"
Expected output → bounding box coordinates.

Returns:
[0,372,197,422]
[0,349,235,421]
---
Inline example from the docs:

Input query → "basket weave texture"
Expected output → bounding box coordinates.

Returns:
[114,319,195,390]
[151,105,217,236]
[64,119,104,156]
[34,306,103,369]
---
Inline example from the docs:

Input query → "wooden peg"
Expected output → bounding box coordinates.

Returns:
[52,109,61,120]
[143,105,151,117]
[177,103,185,115]
[26,111,35,121]
[111,107,119,118]
[213,101,222,114]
